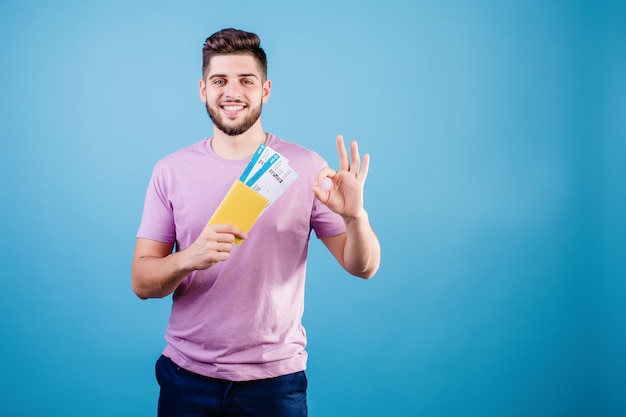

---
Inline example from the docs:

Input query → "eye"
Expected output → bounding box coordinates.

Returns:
[212,79,225,86]
[242,79,254,85]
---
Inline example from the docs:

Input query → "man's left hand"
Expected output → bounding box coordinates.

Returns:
[313,135,370,220]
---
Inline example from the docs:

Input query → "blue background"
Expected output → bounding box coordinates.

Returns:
[1,0,624,416]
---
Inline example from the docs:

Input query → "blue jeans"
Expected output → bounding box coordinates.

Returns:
[155,355,308,417]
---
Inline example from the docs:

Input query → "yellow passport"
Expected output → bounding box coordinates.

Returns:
[207,180,269,244]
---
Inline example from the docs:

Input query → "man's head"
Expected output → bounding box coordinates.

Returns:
[202,28,267,81]
[200,28,271,138]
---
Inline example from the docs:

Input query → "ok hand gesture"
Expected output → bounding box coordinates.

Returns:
[312,135,370,220]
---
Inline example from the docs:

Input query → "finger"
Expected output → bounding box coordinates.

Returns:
[311,185,329,205]
[350,140,361,174]
[210,241,230,254]
[223,224,247,239]
[314,166,338,185]
[359,153,370,182]
[336,135,349,172]
[215,241,235,253]
[212,251,231,262]
[230,228,248,241]
[209,224,248,242]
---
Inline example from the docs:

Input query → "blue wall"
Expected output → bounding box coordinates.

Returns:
[1,0,624,416]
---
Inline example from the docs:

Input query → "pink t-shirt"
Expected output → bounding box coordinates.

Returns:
[137,134,346,381]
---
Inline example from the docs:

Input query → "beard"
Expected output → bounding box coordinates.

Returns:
[205,100,263,136]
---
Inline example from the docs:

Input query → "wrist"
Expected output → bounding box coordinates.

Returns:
[342,209,369,225]
[174,249,196,275]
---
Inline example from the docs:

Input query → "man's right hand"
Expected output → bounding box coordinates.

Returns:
[180,224,247,271]
[131,224,246,299]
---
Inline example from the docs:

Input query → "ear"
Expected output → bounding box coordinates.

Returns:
[262,79,272,103]
[199,79,207,103]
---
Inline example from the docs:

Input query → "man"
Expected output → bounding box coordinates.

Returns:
[132,28,381,417]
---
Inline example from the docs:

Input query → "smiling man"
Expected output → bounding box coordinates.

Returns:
[203,54,267,138]
[132,28,381,417]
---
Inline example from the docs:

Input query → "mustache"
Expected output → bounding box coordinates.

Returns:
[219,99,246,105]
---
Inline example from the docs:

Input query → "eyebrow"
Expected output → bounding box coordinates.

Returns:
[209,73,259,80]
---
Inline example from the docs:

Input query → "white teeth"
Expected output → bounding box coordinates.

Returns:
[223,105,244,111]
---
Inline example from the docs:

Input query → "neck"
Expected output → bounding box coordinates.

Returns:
[211,122,267,160]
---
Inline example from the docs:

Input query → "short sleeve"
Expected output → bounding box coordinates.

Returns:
[136,166,176,243]
[310,185,346,240]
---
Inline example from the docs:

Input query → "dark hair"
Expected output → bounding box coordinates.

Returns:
[202,28,268,80]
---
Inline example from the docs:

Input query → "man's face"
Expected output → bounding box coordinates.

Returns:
[200,54,271,136]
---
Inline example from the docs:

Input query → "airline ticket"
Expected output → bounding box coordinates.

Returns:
[239,143,298,205]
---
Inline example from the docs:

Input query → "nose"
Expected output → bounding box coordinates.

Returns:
[223,81,243,100]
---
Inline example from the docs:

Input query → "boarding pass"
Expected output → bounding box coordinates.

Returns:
[239,143,298,205]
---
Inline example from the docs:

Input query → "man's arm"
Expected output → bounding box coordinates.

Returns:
[321,213,380,279]
[313,135,381,279]
[131,224,247,299]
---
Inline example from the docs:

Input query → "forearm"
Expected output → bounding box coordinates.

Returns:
[131,227,241,299]
[132,249,194,300]
[342,211,381,279]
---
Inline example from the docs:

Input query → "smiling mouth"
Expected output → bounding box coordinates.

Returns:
[222,105,245,111]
